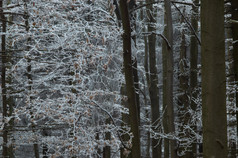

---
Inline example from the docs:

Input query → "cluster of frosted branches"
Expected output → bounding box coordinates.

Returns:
[4,0,127,157]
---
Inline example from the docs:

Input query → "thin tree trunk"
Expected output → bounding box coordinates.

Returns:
[231,0,238,155]
[103,118,111,158]
[189,0,199,156]
[162,40,169,158]
[146,1,161,157]
[164,0,177,157]
[177,9,190,157]
[133,59,140,125]
[120,84,131,158]
[141,4,151,156]
[119,1,141,157]
[201,0,228,157]
[1,0,8,157]
[24,2,40,157]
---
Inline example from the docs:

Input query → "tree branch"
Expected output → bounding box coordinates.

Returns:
[0,18,27,28]
[142,32,172,49]
[91,100,131,151]
[130,0,199,13]
[171,2,201,45]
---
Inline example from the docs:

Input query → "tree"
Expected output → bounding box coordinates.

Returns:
[201,0,228,157]
[1,0,8,157]
[163,0,177,157]
[119,0,141,157]
[146,1,162,158]
[189,0,199,156]
[231,1,238,154]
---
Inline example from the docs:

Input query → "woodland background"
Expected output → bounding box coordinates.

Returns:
[0,0,237,158]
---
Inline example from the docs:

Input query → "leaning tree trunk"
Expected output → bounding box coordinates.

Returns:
[119,1,141,157]
[201,0,228,157]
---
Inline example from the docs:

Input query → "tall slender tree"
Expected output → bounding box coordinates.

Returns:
[201,0,228,157]
[146,1,162,158]
[189,0,199,156]
[163,0,177,157]
[119,0,141,157]
[231,1,238,152]
[1,1,9,157]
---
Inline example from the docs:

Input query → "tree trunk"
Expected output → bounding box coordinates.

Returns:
[133,59,140,125]
[177,9,190,157]
[1,1,8,157]
[120,84,131,158]
[119,1,141,157]
[164,0,177,157]
[141,4,151,157]
[189,0,199,156]
[231,0,238,155]
[24,2,40,157]
[103,118,111,158]
[201,0,228,157]
[146,1,161,158]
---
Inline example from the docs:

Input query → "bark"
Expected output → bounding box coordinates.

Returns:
[103,118,111,158]
[189,0,199,156]
[201,0,228,157]
[120,84,131,158]
[226,5,236,157]
[132,59,140,125]
[42,129,49,158]
[1,0,8,157]
[141,4,151,157]
[146,1,161,158]
[177,9,190,157]
[162,39,169,158]
[119,1,141,157]
[231,0,238,154]
[24,2,39,157]
[164,0,177,157]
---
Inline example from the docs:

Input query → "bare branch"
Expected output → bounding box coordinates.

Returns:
[0,18,27,28]
[171,2,201,45]
[130,0,199,13]
[91,100,131,151]
[142,32,172,49]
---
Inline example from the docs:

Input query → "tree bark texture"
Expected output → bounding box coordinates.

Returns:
[119,1,141,157]
[201,0,228,157]
[146,1,161,157]
[164,0,177,157]
[231,0,238,153]
[1,0,8,156]
[189,0,199,156]
[177,11,190,157]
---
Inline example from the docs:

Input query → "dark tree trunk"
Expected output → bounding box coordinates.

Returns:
[146,1,161,157]
[231,1,238,155]
[1,0,8,157]
[201,0,228,157]
[189,0,199,156]
[163,0,177,157]
[119,1,141,157]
